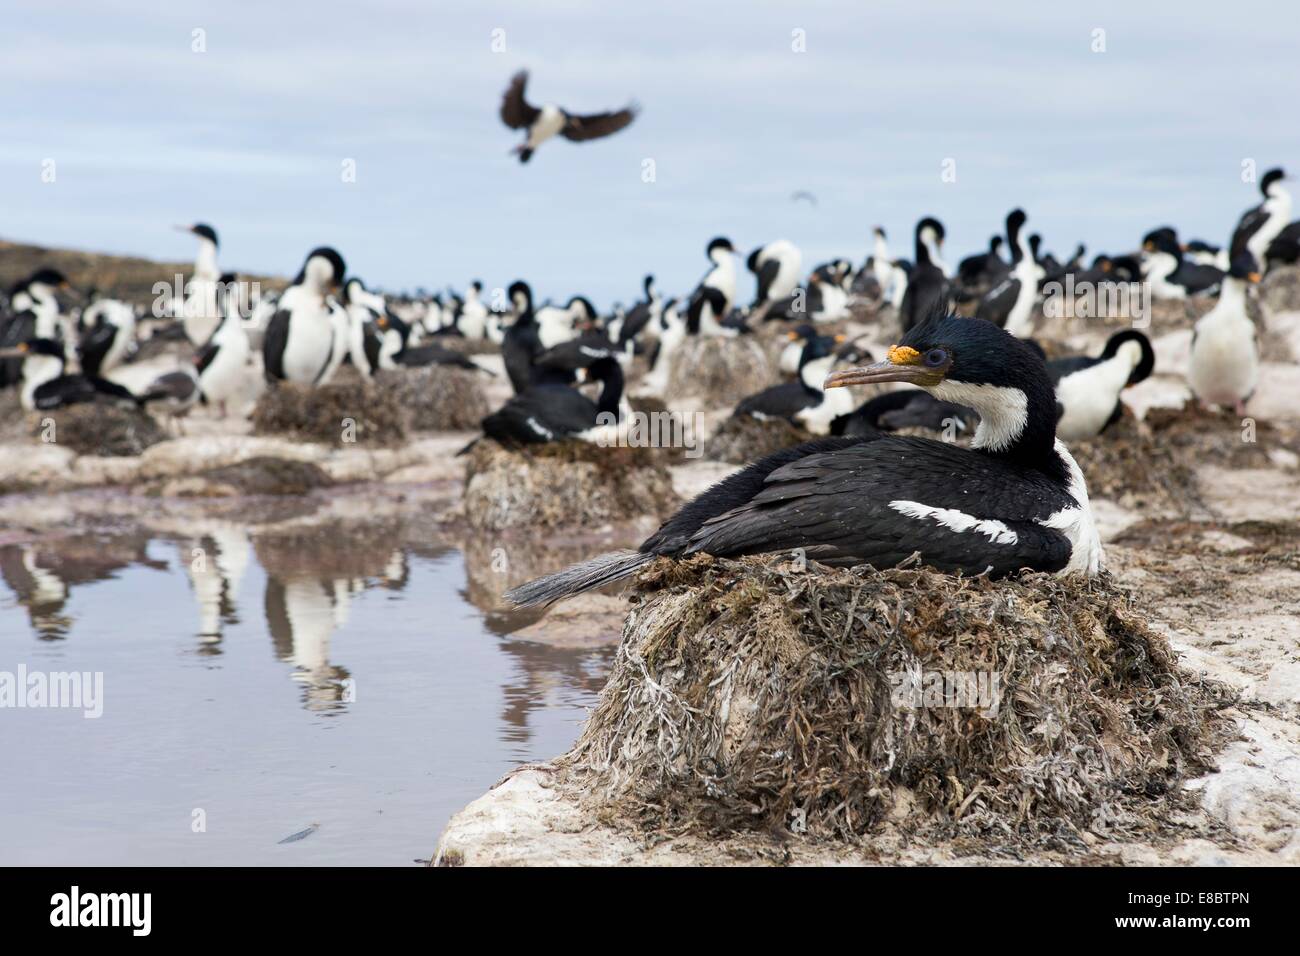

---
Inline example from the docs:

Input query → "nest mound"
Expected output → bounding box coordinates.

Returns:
[251,380,409,447]
[426,335,500,357]
[375,366,489,431]
[555,555,1231,849]
[1069,404,1299,515]
[34,404,167,457]
[705,414,811,464]
[1260,264,1300,314]
[667,337,772,408]
[462,439,680,531]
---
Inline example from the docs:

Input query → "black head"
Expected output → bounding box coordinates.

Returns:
[1261,167,1285,196]
[27,268,69,290]
[1006,208,1027,234]
[13,337,66,359]
[294,247,346,287]
[787,322,817,343]
[799,333,839,368]
[873,226,886,240]
[1029,233,1042,256]
[917,217,945,242]
[1143,231,1181,258]
[191,223,219,246]
[826,310,1062,470]
[708,237,735,257]
[1226,251,1262,282]
[1100,330,1156,385]
[746,248,762,272]
[567,295,598,322]
[990,235,1003,251]
[507,280,533,311]
[642,274,655,293]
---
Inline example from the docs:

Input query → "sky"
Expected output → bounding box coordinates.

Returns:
[3,0,1298,306]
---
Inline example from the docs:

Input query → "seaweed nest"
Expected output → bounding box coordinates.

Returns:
[33,404,167,457]
[139,456,333,497]
[554,554,1233,850]
[705,414,811,464]
[1260,264,1300,314]
[374,365,489,431]
[425,335,500,357]
[462,439,680,531]
[251,380,409,447]
[667,336,772,408]
[1068,404,1299,515]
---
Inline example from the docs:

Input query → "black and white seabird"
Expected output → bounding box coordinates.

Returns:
[77,297,136,377]
[194,272,252,415]
[732,331,855,434]
[2,270,73,388]
[977,209,1041,337]
[481,356,626,447]
[1189,250,1261,415]
[746,240,803,316]
[373,313,487,372]
[507,312,1103,608]
[499,70,638,164]
[957,235,1008,293]
[686,237,741,336]
[175,222,223,344]
[1048,330,1155,440]
[833,389,980,439]
[1141,228,1223,298]
[263,247,348,385]
[610,275,662,347]
[1264,222,1300,268]
[1229,167,1292,267]
[899,217,950,333]
[0,338,140,412]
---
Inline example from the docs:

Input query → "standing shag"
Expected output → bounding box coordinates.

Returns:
[263,248,347,385]
[1230,167,1292,267]
[747,240,803,316]
[507,312,1103,608]
[195,272,251,416]
[899,218,950,333]
[611,275,661,347]
[686,237,740,336]
[176,222,223,345]
[977,209,1041,338]
[1189,251,1261,415]
[499,70,638,163]
[1048,330,1155,440]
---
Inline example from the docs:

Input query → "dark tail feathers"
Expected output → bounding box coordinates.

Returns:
[504,549,653,608]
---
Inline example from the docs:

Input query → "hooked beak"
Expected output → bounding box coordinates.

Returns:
[824,359,940,390]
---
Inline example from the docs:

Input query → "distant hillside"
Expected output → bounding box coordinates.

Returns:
[0,238,289,308]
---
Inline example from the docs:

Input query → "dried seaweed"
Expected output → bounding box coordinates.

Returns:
[555,555,1234,852]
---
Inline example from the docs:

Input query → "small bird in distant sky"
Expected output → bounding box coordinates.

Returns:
[791,191,818,206]
[499,70,638,163]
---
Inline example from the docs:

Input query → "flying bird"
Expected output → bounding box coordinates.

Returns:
[499,70,638,163]
[790,191,818,206]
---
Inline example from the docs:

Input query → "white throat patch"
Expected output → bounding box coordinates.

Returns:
[928,380,1028,452]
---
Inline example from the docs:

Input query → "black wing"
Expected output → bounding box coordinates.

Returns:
[679,436,1075,575]
[481,385,598,445]
[194,340,220,376]
[533,336,622,371]
[77,321,116,377]
[752,259,781,306]
[500,71,541,129]
[734,381,817,420]
[560,104,638,142]
[395,345,484,372]
[263,310,291,382]
[0,311,36,388]
[617,301,652,344]
[1229,202,1267,253]
[976,276,1020,327]
[900,266,950,332]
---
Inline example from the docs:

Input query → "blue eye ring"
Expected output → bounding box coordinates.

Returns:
[923,348,948,367]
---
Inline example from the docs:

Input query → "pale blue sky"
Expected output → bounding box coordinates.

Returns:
[3,0,1296,304]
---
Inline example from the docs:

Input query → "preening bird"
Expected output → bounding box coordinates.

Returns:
[1048,330,1154,440]
[499,70,638,163]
